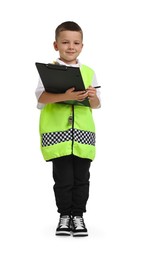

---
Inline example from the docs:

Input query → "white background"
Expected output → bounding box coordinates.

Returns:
[0,0,150,259]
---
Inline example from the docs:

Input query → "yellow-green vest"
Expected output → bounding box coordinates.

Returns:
[39,64,96,161]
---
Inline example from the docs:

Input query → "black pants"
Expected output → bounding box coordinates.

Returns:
[52,155,91,216]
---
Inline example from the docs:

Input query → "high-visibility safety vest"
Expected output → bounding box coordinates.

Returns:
[39,64,96,161]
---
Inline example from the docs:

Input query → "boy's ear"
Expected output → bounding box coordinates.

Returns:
[53,41,58,51]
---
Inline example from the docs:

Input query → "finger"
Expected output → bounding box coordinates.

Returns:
[67,87,75,93]
[70,87,75,91]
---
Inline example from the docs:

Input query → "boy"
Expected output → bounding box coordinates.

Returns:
[35,21,101,237]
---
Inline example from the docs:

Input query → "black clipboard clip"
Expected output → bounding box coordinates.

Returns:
[46,63,67,71]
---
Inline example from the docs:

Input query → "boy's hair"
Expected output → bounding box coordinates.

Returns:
[55,21,83,40]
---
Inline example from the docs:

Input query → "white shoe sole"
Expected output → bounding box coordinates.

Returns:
[56,231,71,236]
[72,232,88,237]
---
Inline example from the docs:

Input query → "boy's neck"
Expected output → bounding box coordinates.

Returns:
[58,58,78,65]
[56,58,79,66]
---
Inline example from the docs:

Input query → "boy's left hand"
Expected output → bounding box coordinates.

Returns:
[86,86,97,100]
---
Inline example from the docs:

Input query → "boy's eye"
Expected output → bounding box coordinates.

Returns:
[62,42,80,45]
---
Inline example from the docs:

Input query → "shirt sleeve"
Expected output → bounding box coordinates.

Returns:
[92,73,101,108]
[35,78,45,109]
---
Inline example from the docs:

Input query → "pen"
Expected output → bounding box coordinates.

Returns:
[84,86,101,93]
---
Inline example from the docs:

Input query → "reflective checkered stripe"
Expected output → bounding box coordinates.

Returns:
[42,129,72,146]
[73,129,95,146]
[41,128,95,147]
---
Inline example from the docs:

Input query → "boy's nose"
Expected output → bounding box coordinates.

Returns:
[68,44,74,49]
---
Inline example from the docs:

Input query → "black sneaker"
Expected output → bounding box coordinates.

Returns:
[56,215,71,236]
[72,216,88,237]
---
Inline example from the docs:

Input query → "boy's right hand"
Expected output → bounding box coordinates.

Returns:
[65,87,88,102]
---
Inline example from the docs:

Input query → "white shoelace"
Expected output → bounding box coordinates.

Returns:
[73,217,84,230]
[59,216,70,228]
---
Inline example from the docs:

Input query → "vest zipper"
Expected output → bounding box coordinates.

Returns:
[71,105,74,154]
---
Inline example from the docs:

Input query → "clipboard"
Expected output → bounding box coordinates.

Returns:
[35,62,90,107]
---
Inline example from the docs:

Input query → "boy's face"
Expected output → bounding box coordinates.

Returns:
[53,30,83,64]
